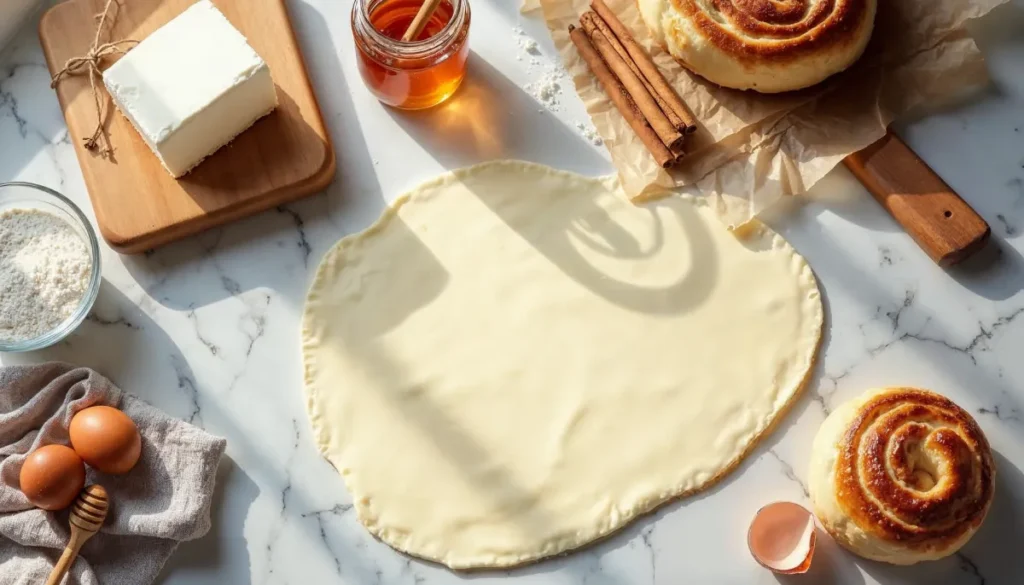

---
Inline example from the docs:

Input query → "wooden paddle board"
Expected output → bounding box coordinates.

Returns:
[845,131,990,266]
[39,0,335,254]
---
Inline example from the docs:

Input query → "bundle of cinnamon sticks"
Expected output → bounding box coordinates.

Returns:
[569,0,695,168]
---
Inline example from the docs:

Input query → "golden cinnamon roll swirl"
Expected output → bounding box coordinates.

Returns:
[637,0,877,93]
[808,387,995,564]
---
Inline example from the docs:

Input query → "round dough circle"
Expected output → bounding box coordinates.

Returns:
[302,161,823,569]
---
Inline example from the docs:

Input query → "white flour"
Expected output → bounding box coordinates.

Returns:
[575,121,603,146]
[527,69,567,113]
[512,25,604,147]
[513,26,543,68]
[0,209,92,342]
[529,71,562,107]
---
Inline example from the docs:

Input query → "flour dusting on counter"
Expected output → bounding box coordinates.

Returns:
[514,25,604,146]
[528,70,564,110]
[0,209,91,341]
[513,26,542,66]
[513,25,570,113]
[575,121,603,146]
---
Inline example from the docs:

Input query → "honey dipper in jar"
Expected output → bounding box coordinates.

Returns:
[352,0,471,110]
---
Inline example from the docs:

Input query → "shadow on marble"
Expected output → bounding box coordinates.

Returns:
[120,1,384,310]
[385,54,610,178]
[949,237,1024,301]
[954,450,1024,577]
[953,450,1024,582]
[154,455,257,585]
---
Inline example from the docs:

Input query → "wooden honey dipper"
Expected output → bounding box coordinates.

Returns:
[45,485,109,585]
[402,0,444,41]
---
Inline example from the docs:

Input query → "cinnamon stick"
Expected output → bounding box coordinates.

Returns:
[671,142,686,160]
[591,0,697,134]
[583,11,686,133]
[568,25,674,169]
[580,14,684,152]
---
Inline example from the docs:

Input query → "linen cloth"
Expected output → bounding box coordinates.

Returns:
[0,363,226,585]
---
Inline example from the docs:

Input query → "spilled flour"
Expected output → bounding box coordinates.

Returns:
[527,70,564,110]
[514,24,606,147]
[0,209,92,342]
[575,122,603,146]
[513,26,543,67]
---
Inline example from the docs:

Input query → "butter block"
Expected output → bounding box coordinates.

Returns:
[103,0,277,178]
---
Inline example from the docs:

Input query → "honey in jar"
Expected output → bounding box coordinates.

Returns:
[352,0,471,110]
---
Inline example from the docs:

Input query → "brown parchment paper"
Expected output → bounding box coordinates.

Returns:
[536,0,1007,226]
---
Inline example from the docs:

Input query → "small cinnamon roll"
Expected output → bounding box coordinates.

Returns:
[808,387,995,564]
[637,0,877,93]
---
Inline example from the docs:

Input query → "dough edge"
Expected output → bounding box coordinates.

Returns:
[301,160,825,569]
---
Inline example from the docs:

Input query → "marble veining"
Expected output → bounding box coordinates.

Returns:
[2,0,1024,583]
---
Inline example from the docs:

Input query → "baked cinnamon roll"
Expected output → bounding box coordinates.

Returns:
[636,0,877,93]
[808,387,995,564]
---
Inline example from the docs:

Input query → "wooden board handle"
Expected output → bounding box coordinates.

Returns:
[843,131,990,266]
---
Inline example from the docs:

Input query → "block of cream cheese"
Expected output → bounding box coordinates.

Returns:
[102,0,277,178]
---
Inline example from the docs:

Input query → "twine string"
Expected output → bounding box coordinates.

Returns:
[49,0,138,155]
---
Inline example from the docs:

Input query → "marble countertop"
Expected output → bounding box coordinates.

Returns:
[3,1,1024,583]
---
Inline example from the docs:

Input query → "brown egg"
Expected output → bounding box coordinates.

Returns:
[70,406,142,475]
[20,444,86,511]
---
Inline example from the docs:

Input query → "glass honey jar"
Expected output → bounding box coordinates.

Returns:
[352,0,471,110]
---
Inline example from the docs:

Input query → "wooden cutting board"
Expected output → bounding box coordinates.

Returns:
[39,0,335,254]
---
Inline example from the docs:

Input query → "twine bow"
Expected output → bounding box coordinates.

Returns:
[50,0,138,156]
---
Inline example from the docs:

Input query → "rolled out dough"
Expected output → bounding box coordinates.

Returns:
[302,161,823,569]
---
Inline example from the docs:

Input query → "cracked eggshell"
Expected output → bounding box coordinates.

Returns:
[748,501,816,574]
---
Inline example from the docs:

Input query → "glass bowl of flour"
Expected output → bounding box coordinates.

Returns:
[0,182,101,352]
